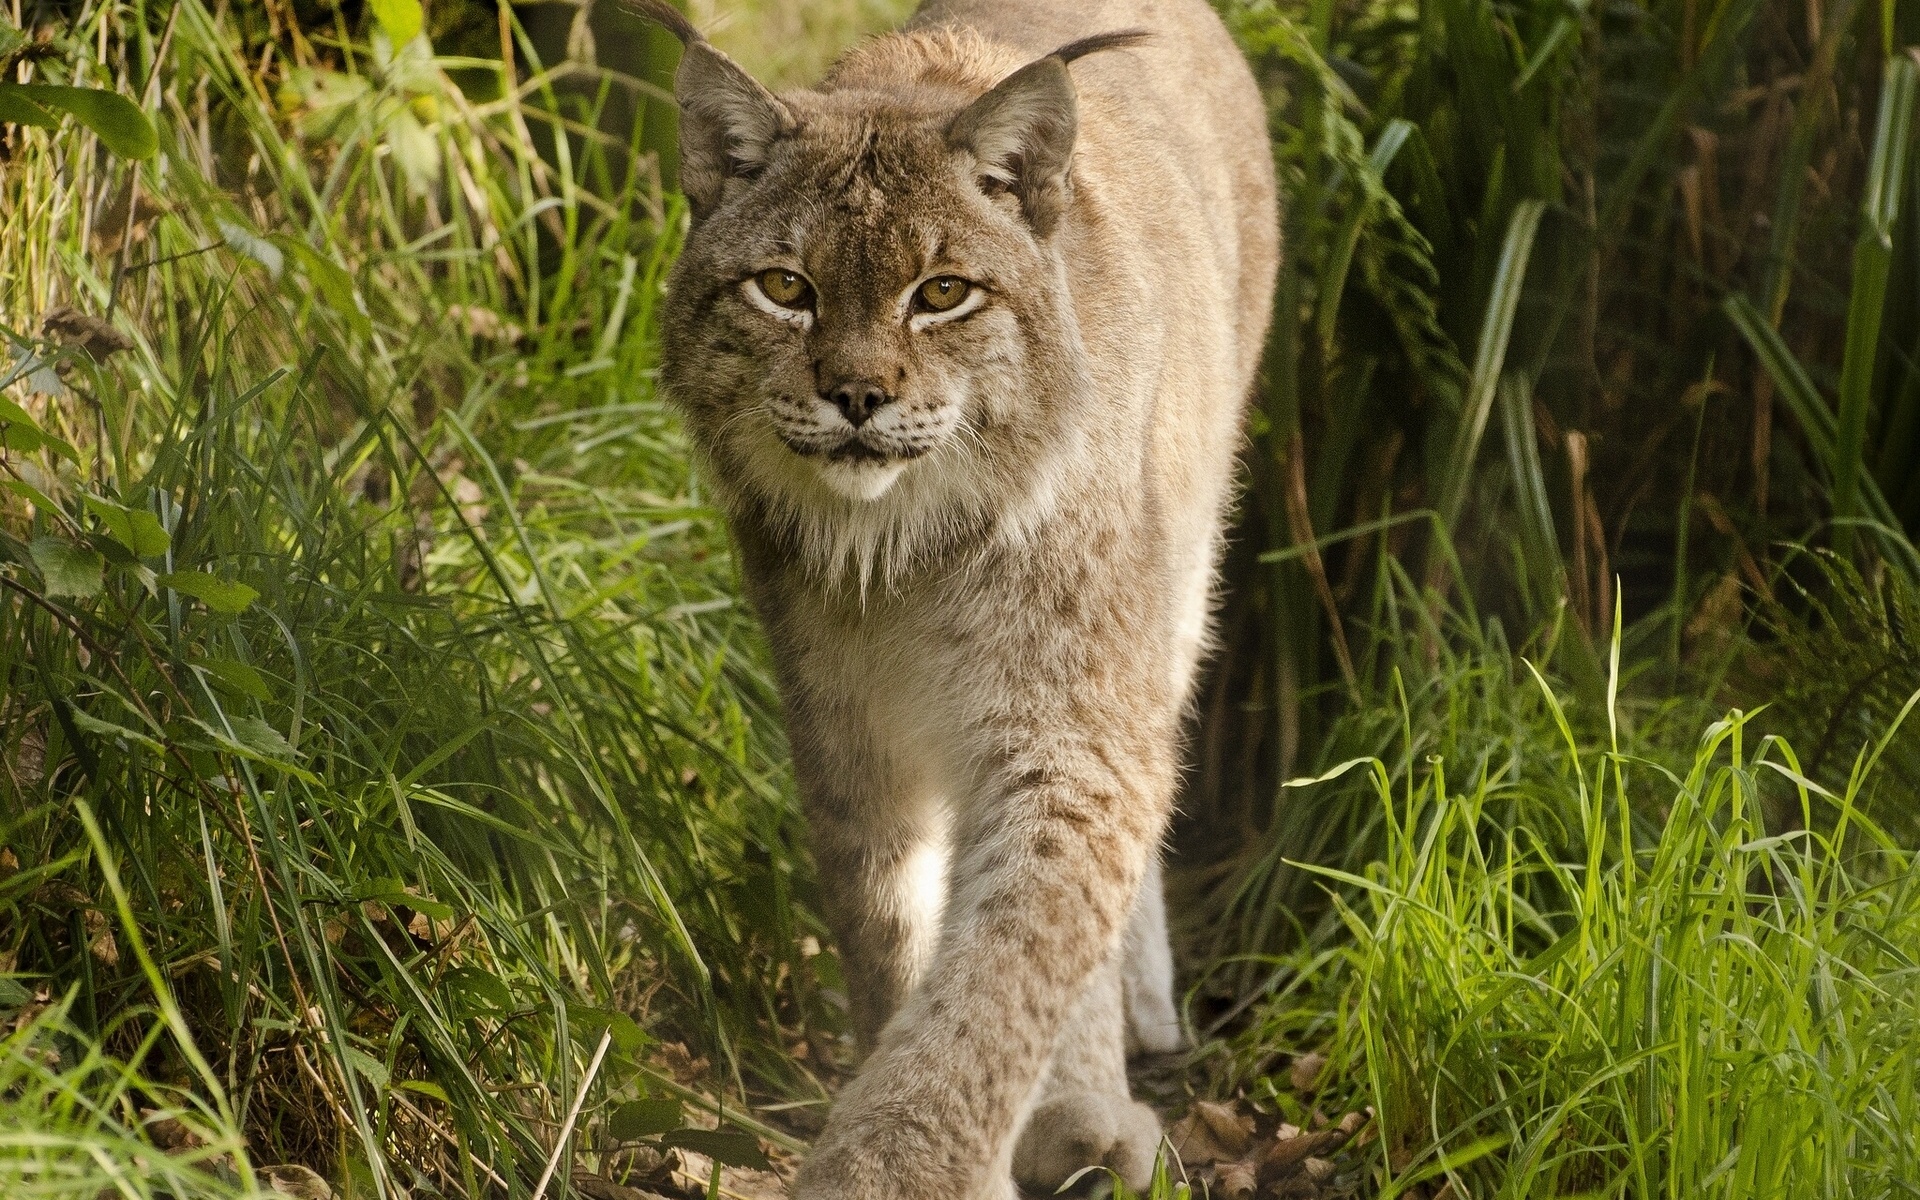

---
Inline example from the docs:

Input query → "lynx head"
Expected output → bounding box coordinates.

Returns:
[656,22,1145,578]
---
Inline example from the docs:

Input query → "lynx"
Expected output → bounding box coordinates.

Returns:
[644,0,1278,1194]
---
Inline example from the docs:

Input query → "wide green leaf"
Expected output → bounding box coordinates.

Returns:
[5,83,156,159]
[159,571,258,614]
[0,86,55,129]
[84,496,170,558]
[658,1128,770,1171]
[368,0,424,46]
[194,656,271,701]
[28,537,103,598]
[67,706,163,753]
[608,1097,683,1140]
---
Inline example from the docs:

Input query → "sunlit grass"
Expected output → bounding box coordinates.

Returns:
[5,0,1920,1197]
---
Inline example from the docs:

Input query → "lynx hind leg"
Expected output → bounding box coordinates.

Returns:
[1012,956,1163,1194]
[1122,853,1183,1055]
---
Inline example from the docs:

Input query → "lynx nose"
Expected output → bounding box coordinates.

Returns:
[826,380,893,427]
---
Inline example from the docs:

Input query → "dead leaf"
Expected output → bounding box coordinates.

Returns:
[1214,1158,1259,1200]
[143,1113,204,1151]
[1289,1051,1328,1095]
[1260,1108,1370,1177]
[260,1163,332,1199]
[84,908,119,967]
[41,305,134,361]
[1169,1099,1256,1165]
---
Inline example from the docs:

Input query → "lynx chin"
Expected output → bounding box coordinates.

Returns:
[641,0,1277,1194]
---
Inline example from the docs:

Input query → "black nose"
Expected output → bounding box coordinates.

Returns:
[827,380,893,427]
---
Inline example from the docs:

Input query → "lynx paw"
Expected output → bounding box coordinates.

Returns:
[1012,1091,1162,1193]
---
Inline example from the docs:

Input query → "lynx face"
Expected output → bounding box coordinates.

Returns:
[662,48,1092,530]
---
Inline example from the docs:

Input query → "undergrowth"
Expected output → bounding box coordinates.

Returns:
[3,0,1920,1198]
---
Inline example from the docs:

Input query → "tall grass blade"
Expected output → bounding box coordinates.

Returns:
[1833,56,1917,552]
[1438,200,1544,536]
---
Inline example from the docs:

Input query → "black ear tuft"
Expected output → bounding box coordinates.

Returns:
[1049,29,1153,64]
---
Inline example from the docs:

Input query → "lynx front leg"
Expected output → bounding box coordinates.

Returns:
[1013,955,1163,1192]
[789,721,946,1056]
[793,733,1175,1200]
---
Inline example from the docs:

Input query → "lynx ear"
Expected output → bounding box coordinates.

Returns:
[948,56,1078,237]
[674,42,794,219]
[947,32,1148,237]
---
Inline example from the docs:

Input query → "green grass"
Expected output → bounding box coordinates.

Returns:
[1198,605,1920,1198]
[3,2,825,1195]
[3,0,1920,1198]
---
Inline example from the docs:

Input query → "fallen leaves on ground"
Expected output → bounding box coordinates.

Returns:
[1166,1100,1371,1199]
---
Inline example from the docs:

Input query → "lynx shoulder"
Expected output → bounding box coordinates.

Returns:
[646,0,1277,1195]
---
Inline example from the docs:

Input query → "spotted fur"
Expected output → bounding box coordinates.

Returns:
[649,1,1278,1195]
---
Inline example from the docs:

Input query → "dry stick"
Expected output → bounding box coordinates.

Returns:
[530,1029,614,1200]
[388,1088,514,1194]
[1284,430,1360,703]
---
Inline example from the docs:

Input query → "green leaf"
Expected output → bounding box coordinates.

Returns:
[569,1005,649,1056]
[1,478,62,514]
[227,716,300,760]
[0,86,56,129]
[398,1079,450,1103]
[83,496,169,558]
[0,19,27,66]
[274,238,371,337]
[345,1046,390,1090]
[159,571,258,614]
[358,878,455,921]
[0,421,46,454]
[609,1097,684,1140]
[0,395,72,461]
[188,715,317,782]
[368,0,424,46]
[658,1128,770,1171]
[6,84,156,159]
[444,966,514,1012]
[67,706,163,753]
[0,395,42,429]
[195,656,271,702]
[29,537,103,597]
[0,977,32,1009]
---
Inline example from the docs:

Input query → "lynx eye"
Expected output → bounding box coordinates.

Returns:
[755,269,813,310]
[915,276,972,313]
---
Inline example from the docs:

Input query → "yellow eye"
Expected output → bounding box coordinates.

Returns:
[915,276,972,313]
[756,269,812,309]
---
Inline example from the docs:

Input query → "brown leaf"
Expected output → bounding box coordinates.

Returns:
[84,908,119,968]
[260,1164,333,1199]
[1213,1158,1259,1199]
[142,1113,204,1151]
[1168,1099,1256,1165]
[41,305,134,361]
[1260,1108,1371,1178]
[1289,1051,1328,1095]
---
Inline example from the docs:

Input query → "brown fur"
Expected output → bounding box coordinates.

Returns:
[649,1,1278,1195]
